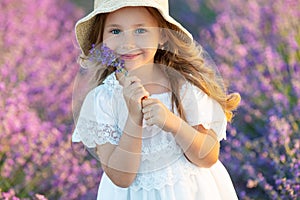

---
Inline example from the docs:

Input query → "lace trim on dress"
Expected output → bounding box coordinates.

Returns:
[138,133,184,173]
[75,118,121,148]
[131,156,205,191]
[141,133,182,162]
[102,73,122,93]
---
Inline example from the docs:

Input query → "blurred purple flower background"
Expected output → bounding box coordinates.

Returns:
[197,0,300,199]
[0,0,100,199]
[1,0,299,199]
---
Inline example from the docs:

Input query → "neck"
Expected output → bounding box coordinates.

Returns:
[116,64,170,95]
[128,64,155,82]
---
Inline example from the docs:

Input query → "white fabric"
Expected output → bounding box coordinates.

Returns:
[72,73,238,200]
[181,83,227,141]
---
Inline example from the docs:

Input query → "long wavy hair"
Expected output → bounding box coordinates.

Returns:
[79,7,241,122]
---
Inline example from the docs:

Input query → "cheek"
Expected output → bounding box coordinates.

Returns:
[102,35,120,49]
[136,37,159,50]
[146,50,158,62]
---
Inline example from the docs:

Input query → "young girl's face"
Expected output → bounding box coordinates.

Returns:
[103,7,162,71]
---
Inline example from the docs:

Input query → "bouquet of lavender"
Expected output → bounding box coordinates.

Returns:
[89,44,128,75]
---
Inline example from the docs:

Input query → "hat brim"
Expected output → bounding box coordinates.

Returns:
[75,2,193,56]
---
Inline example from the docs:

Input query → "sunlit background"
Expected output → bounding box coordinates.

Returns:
[1,0,299,199]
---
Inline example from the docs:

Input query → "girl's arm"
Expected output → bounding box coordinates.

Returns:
[170,120,220,168]
[96,76,148,188]
[96,114,143,188]
[142,98,219,168]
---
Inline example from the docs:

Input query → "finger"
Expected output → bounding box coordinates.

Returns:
[143,111,152,120]
[132,90,150,103]
[117,73,127,85]
[123,76,141,87]
[141,98,157,108]
[141,96,148,100]
[127,80,148,94]
[145,117,154,126]
[142,105,152,114]
[134,87,149,101]
[124,83,144,100]
[133,85,149,96]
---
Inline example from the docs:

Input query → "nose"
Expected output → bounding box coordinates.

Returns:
[120,30,136,51]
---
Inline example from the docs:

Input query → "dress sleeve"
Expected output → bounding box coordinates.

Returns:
[72,87,121,148]
[182,83,227,141]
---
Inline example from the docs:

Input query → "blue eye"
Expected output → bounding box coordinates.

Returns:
[135,28,146,34]
[111,29,121,34]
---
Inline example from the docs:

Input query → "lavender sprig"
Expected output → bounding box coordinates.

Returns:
[89,44,128,75]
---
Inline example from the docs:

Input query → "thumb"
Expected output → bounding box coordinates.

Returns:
[117,73,127,86]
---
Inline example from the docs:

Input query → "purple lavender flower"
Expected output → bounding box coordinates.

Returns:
[89,44,127,75]
[197,0,300,199]
[0,0,100,199]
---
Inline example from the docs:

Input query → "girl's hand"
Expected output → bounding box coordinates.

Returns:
[142,98,180,132]
[120,76,149,122]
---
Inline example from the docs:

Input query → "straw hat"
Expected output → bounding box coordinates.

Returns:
[75,0,193,56]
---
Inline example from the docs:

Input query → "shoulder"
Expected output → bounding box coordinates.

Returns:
[181,81,227,140]
[182,81,224,114]
[180,81,207,102]
[87,73,121,100]
[84,85,109,104]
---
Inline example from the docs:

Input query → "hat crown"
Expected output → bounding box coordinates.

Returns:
[94,0,169,14]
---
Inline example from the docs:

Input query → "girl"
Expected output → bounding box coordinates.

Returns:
[72,0,241,199]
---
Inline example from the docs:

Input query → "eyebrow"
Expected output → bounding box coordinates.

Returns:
[106,24,120,28]
[106,23,148,28]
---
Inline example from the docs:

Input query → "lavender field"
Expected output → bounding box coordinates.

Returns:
[1,0,299,199]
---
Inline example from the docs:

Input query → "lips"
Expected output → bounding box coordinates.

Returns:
[121,53,141,60]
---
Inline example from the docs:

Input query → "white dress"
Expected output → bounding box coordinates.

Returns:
[72,73,238,200]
